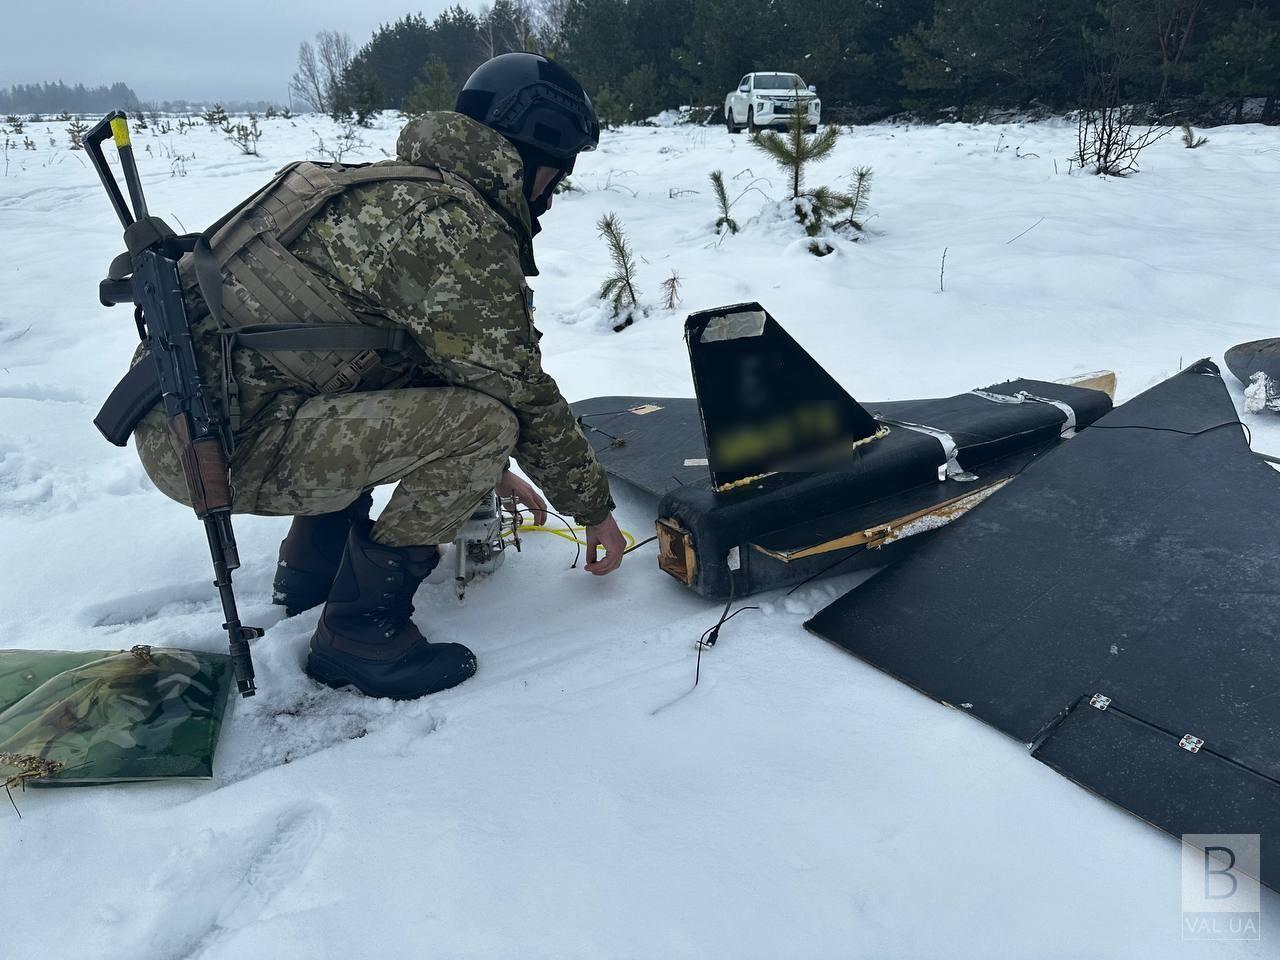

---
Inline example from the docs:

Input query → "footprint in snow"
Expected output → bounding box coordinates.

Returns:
[0,382,86,403]
[126,803,329,960]
[210,804,328,933]
[79,582,218,628]
[212,683,439,787]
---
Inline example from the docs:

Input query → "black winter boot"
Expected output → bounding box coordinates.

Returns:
[273,492,374,617]
[305,523,477,699]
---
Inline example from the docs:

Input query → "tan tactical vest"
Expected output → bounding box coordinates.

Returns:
[183,159,478,425]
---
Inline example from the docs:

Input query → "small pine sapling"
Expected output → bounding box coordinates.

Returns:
[226,116,263,155]
[1181,124,1209,148]
[597,213,642,331]
[799,185,843,237]
[203,103,228,127]
[66,120,89,150]
[836,166,874,233]
[709,170,739,235]
[661,270,683,310]
[4,116,23,134]
[751,106,839,201]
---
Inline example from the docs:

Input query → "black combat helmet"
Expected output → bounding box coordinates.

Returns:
[456,53,599,210]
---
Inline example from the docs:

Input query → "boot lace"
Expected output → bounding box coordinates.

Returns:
[368,566,416,639]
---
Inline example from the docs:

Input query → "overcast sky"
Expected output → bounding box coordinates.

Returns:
[2,0,469,102]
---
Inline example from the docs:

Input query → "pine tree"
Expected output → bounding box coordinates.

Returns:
[343,62,385,125]
[618,63,661,122]
[1202,7,1279,124]
[660,270,683,310]
[66,120,89,150]
[591,86,629,127]
[837,166,874,231]
[403,59,454,116]
[799,186,845,237]
[709,170,739,235]
[1180,124,1208,148]
[226,116,263,155]
[895,0,1094,113]
[596,213,642,328]
[751,107,839,201]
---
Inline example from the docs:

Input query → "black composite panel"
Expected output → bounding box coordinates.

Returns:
[807,361,1280,887]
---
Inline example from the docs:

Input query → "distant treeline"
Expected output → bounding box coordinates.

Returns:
[141,99,282,115]
[0,81,142,115]
[328,0,1278,124]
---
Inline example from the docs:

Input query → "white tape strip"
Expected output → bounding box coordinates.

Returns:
[876,417,976,482]
[1018,393,1077,437]
[968,389,1077,438]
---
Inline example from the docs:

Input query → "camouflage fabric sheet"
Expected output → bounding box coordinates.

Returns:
[0,646,231,788]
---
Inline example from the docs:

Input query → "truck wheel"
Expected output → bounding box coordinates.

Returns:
[807,124,818,134]
[726,108,740,134]
[747,107,760,133]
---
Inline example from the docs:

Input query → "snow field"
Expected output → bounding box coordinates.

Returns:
[1,111,1278,958]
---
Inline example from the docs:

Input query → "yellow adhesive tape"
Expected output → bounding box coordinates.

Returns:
[110,117,131,149]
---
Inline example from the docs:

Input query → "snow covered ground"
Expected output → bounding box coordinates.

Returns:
[2,111,1279,958]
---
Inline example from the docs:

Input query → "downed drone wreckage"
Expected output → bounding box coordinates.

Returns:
[577,303,1280,892]
[573,302,1116,599]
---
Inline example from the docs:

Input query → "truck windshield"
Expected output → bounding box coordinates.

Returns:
[754,74,804,90]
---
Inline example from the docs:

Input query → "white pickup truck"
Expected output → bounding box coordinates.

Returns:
[725,72,821,134]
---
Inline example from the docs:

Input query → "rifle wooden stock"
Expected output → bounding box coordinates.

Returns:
[171,414,233,516]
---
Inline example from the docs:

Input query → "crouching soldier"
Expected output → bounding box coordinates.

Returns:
[117,54,624,700]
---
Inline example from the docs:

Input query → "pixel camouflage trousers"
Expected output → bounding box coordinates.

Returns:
[135,386,518,547]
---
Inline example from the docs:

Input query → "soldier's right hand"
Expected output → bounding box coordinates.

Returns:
[584,514,626,576]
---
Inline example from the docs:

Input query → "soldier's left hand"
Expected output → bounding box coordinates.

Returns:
[496,468,548,526]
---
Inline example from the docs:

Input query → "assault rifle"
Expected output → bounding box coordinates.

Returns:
[86,112,259,697]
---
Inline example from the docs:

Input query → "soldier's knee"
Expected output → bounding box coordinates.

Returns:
[481,396,519,457]
[134,407,194,507]
[438,387,518,458]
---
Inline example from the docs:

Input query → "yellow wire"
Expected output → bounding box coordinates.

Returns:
[503,523,638,550]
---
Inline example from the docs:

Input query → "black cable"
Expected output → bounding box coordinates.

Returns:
[584,425,626,447]
[624,534,657,555]
[503,501,583,568]
[785,545,870,596]
[577,410,636,421]
[693,576,759,688]
[1086,418,1251,443]
[576,411,631,448]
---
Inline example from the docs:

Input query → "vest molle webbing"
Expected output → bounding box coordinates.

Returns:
[97,160,478,445]
[186,160,473,407]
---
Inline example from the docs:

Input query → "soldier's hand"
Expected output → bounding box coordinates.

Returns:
[585,513,626,576]
[496,468,547,526]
